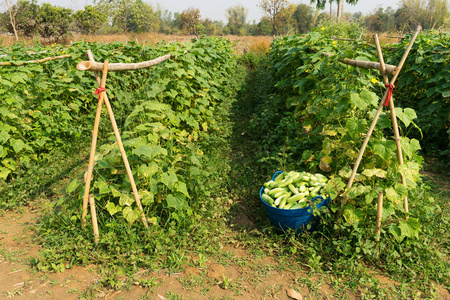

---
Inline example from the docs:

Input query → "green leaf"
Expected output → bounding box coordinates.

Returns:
[10,138,27,154]
[398,162,420,188]
[343,205,364,225]
[395,108,417,128]
[347,185,371,198]
[389,224,403,242]
[105,202,122,216]
[175,181,190,198]
[139,190,154,205]
[399,218,421,239]
[350,90,377,110]
[0,167,11,180]
[160,171,178,190]
[0,131,10,144]
[362,168,387,178]
[166,193,187,210]
[385,187,401,204]
[372,140,397,161]
[400,137,421,160]
[67,179,80,194]
[138,162,159,179]
[119,193,134,207]
[346,118,367,138]
[123,207,141,224]
[132,145,167,160]
[94,179,110,194]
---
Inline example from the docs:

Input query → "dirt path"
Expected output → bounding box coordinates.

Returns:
[2,203,450,300]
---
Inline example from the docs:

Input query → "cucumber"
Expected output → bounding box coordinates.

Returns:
[273,172,285,182]
[274,194,287,206]
[283,202,294,209]
[277,178,293,188]
[278,196,287,209]
[286,192,307,203]
[267,188,286,196]
[272,189,290,199]
[288,184,299,195]
[261,193,274,205]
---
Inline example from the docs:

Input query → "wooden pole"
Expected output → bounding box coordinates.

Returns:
[343,26,421,208]
[376,191,383,242]
[374,35,409,214]
[96,61,149,229]
[76,54,172,72]
[338,58,398,75]
[89,194,100,244]
[81,59,108,226]
[0,54,71,66]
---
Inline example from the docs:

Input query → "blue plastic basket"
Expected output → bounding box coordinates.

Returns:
[260,171,330,233]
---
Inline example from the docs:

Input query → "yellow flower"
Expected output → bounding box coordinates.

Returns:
[321,27,325,30]
[371,78,378,84]
[427,39,431,43]
[332,41,337,46]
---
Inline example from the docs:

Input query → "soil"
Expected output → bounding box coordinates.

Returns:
[1,198,450,300]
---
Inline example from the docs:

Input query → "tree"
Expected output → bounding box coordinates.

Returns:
[258,0,289,35]
[394,0,448,30]
[225,4,247,35]
[178,7,201,36]
[4,0,19,41]
[74,5,107,35]
[364,7,395,32]
[36,3,72,41]
[292,4,314,33]
[125,0,159,32]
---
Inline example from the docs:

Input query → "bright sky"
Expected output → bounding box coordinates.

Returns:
[33,0,400,23]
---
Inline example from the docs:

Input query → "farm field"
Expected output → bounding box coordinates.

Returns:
[0,28,449,299]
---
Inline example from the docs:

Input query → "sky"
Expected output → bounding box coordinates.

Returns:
[31,0,400,23]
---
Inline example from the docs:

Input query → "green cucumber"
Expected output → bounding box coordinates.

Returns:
[288,184,299,195]
[286,192,307,203]
[261,193,274,205]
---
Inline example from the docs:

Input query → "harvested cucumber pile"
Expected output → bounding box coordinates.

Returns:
[261,171,329,209]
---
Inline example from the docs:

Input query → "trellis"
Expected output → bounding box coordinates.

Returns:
[337,26,422,239]
[76,50,178,243]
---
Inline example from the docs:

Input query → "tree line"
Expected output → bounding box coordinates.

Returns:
[1,0,448,42]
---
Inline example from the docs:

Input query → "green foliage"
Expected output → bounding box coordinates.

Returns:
[36,3,73,41]
[385,30,450,167]
[247,30,426,244]
[73,5,107,35]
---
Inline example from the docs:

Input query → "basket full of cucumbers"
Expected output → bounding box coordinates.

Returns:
[259,171,330,232]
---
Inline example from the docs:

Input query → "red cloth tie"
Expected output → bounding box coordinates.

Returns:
[384,84,394,106]
[94,87,106,99]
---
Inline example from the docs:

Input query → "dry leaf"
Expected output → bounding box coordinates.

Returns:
[287,288,303,300]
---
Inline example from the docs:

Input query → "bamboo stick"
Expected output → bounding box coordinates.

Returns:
[0,54,70,66]
[338,58,398,75]
[89,194,100,244]
[384,26,422,213]
[376,191,383,242]
[374,35,409,214]
[76,53,172,72]
[81,59,109,227]
[96,60,149,229]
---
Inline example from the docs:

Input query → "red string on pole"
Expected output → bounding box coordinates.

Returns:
[384,84,395,106]
[94,87,106,99]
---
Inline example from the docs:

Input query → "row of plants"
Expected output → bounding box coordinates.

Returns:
[0,37,247,274]
[243,28,449,295]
